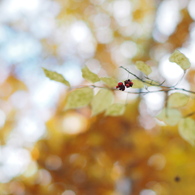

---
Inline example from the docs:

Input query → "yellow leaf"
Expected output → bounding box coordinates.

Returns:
[131,79,144,88]
[105,103,126,116]
[42,68,70,86]
[65,87,93,110]
[168,92,189,108]
[169,50,191,70]
[179,118,195,145]
[91,89,114,116]
[135,61,152,75]
[82,66,100,83]
[157,108,182,126]
[100,77,118,88]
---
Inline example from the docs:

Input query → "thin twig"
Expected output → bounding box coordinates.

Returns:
[90,85,167,94]
[184,111,195,117]
[119,66,169,88]
[159,80,166,85]
[173,70,186,87]
[144,75,163,86]
[170,87,195,94]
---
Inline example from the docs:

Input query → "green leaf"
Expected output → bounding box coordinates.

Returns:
[135,61,152,75]
[145,80,159,86]
[65,87,93,110]
[91,89,114,116]
[42,68,70,86]
[157,108,182,126]
[100,77,118,88]
[131,79,144,88]
[105,103,126,116]
[82,66,100,83]
[178,118,195,145]
[169,50,191,70]
[168,92,189,108]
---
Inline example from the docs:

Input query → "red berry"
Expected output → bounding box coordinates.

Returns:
[125,83,130,87]
[119,85,125,91]
[118,82,123,86]
[129,82,133,87]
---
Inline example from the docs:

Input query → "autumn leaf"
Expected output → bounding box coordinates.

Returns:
[169,50,191,70]
[131,79,144,88]
[105,103,126,116]
[157,108,182,126]
[65,87,93,110]
[42,68,70,86]
[91,89,114,116]
[179,118,195,145]
[168,92,189,108]
[82,66,100,83]
[100,77,118,88]
[135,61,152,75]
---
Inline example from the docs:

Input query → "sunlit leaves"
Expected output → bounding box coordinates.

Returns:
[100,77,118,88]
[42,68,70,86]
[131,79,144,88]
[135,61,152,75]
[179,118,195,145]
[157,108,182,126]
[82,66,100,83]
[65,87,93,110]
[105,103,126,116]
[169,50,191,70]
[168,92,189,108]
[91,89,114,116]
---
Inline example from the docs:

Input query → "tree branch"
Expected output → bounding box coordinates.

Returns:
[119,66,195,94]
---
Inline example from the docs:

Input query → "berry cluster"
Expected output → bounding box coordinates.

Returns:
[116,82,125,91]
[124,79,133,88]
[116,79,133,91]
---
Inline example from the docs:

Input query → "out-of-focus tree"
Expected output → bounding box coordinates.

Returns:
[1,0,195,195]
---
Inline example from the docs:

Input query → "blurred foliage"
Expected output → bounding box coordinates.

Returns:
[3,101,195,195]
[1,0,195,195]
